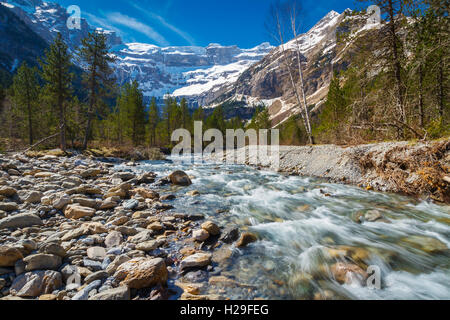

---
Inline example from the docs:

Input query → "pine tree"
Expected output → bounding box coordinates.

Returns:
[11,62,40,145]
[148,97,160,147]
[117,81,147,146]
[40,33,73,151]
[78,31,116,150]
[180,98,191,130]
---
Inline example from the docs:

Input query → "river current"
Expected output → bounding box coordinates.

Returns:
[116,155,450,300]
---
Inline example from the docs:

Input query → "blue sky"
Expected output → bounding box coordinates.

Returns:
[54,0,364,48]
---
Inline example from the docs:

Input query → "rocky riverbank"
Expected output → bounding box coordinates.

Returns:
[0,152,254,300]
[211,139,450,203]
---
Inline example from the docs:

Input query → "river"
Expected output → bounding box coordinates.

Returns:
[116,155,450,300]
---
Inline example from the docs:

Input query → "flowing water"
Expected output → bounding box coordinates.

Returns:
[117,155,450,300]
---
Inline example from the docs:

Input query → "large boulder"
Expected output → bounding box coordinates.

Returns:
[10,271,62,297]
[64,204,96,220]
[0,213,43,229]
[113,257,168,289]
[169,171,192,186]
[0,246,23,267]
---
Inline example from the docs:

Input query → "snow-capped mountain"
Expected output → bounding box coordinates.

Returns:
[114,42,273,105]
[201,10,382,126]
[0,0,273,105]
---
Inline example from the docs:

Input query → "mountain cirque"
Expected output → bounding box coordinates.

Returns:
[0,151,254,300]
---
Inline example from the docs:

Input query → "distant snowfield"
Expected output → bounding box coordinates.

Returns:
[112,42,274,99]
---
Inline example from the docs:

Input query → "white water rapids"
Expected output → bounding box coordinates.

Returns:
[116,155,450,300]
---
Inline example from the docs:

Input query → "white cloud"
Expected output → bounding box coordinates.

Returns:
[106,12,169,46]
[84,12,122,34]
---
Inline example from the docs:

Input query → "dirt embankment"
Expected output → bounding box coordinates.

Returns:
[213,139,450,203]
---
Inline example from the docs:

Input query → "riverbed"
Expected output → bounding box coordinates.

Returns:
[118,155,450,300]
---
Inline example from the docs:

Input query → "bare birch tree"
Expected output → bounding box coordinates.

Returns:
[265,0,315,144]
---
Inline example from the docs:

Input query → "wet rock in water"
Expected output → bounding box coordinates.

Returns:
[183,270,209,283]
[331,262,368,285]
[212,246,233,264]
[186,190,200,197]
[402,236,448,254]
[105,231,123,248]
[364,210,383,222]
[10,270,62,298]
[113,257,168,289]
[0,202,19,212]
[89,286,130,300]
[176,281,205,295]
[219,226,240,244]
[0,246,24,267]
[201,221,220,236]
[169,171,192,186]
[0,186,17,197]
[180,252,212,271]
[208,276,237,287]
[64,204,96,220]
[0,213,43,229]
[160,194,176,201]
[192,229,210,242]
[23,191,43,204]
[87,247,107,261]
[236,232,258,248]
[72,280,102,300]
[23,254,62,272]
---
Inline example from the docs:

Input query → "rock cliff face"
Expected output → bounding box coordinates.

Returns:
[0,4,47,74]
[201,10,382,126]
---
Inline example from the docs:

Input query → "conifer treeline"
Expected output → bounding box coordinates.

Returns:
[0,31,263,151]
